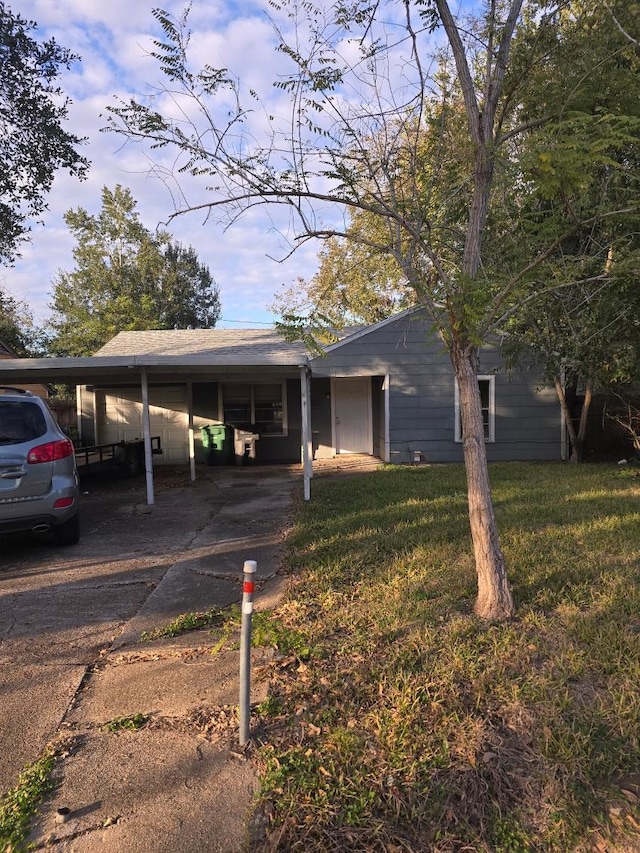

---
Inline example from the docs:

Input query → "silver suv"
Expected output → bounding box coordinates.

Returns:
[0,387,80,546]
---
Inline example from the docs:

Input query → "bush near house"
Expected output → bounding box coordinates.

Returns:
[253,462,640,853]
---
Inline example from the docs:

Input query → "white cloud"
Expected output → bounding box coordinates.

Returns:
[3,0,323,329]
[7,0,435,332]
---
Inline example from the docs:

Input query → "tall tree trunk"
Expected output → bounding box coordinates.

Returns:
[463,148,494,276]
[437,0,523,619]
[554,374,593,463]
[453,345,515,620]
[554,375,578,460]
[575,375,593,461]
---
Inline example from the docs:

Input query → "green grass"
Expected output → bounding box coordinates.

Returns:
[141,601,312,662]
[102,713,150,733]
[252,462,640,852]
[0,749,56,851]
[140,606,227,640]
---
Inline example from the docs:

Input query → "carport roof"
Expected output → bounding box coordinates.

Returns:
[0,328,310,385]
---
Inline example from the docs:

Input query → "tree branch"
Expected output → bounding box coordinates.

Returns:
[603,1,639,46]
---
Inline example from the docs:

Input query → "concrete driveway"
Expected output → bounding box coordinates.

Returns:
[0,462,299,851]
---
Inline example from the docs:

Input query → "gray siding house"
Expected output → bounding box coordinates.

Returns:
[309,309,561,464]
[76,308,562,466]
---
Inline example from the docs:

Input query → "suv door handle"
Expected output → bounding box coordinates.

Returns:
[1,469,25,479]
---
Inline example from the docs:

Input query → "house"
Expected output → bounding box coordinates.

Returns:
[77,327,310,465]
[76,308,561,468]
[309,309,561,464]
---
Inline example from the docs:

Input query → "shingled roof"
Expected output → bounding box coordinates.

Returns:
[95,328,309,366]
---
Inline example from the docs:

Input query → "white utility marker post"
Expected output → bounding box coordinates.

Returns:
[239,559,257,746]
[140,368,155,506]
[300,364,312,501]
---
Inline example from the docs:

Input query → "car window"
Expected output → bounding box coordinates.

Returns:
[0,401,48,445]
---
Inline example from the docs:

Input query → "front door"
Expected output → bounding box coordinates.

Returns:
[333,378,372,454]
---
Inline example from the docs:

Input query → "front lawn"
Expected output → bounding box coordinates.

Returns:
[252,462,640,852]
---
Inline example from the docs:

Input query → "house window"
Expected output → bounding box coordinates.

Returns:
[454,375,495,443]
[223,384,252,426]
[221,382,287,436]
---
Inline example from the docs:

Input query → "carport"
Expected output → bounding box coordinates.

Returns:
[0,344,314,505]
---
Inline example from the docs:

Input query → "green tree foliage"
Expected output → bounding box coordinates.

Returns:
[271,208,414,328]
[49,185,221,356]
[0,2,88,263]
[0,286,46,355]
[270,81,480,328]
[504,277,640,460]
[498,1,640,459]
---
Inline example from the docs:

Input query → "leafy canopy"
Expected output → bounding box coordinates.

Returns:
[501,2,640,396]
[0,2,88,263]
[49,185,221,356]
[0,286,46,356]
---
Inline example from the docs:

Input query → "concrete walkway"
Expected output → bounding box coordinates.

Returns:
[23,465,298,853]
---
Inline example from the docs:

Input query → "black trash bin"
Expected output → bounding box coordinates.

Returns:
[200,424,233,466]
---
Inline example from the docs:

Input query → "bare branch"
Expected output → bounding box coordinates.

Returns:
[433,0,481,146]
[486,274,610,336]
[481,207,637,338]
[603,1,639,47]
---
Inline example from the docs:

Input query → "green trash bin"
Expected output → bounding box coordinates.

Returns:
[200,424,232,466]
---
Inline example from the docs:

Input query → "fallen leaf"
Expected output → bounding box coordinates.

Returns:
[621,788,639,803]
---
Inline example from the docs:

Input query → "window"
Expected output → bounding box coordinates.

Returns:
[253,384,285,434]
[454,375,495,443]
[223,384,252,427]
[221,382,287,436]
[0,401,47,445]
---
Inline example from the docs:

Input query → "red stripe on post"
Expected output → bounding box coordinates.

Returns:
[243,581,255,594]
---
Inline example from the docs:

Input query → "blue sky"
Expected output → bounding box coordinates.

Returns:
[2,0,322,328]
[3,0,457,331]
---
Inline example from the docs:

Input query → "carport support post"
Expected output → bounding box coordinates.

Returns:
[239,560,257,746]
[187,380,196,482]
[300,364,312,501]
[141,368,155,506]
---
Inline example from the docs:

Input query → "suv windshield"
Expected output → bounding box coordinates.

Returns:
[0,401,48,445]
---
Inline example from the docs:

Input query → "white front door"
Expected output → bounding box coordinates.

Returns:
[333,378,372,454]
